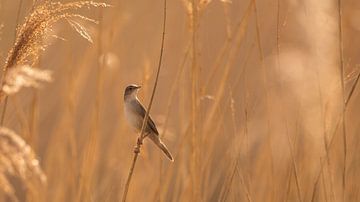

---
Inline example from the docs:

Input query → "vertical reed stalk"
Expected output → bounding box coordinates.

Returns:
[76,7,106,201]
[157,43,190,202]
[121,0,167,201]
[275,1,303,201]
[190,0,200,200]
[251,0,276,200]
[337,0,347,201]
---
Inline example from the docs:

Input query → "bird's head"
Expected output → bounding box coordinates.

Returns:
[124,84,141,99]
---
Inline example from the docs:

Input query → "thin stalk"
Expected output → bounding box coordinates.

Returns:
[242,43,255,202]
[76,8,104,201]
[318,52,359,202]
[275,1,303,201]
[311,158,323,202]
[346,71,360,105]
[121,0,167,201]
[202,2,232,95]
[285,121,303,202]
[202,0,253,133]
[157,42,190,202]
[220,161,241,202]
[251,0,275,199]
[201,38,254,187]
[337,0,347,200]
[320,163,329,202]
[199,7,254,184]
[236,164,252,202]
[190,0,200,200]
[220,93,252,202]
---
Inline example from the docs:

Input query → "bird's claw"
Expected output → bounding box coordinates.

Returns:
[137,137,143,146]
[134,146,140,154]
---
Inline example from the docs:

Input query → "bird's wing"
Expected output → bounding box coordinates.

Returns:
[134,100,159,135]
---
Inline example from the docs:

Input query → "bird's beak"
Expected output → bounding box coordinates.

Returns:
[135,85,141,89]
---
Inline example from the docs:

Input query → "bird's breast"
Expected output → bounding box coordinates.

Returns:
[124,100,142,132]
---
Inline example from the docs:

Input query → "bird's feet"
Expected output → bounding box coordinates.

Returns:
[137,137,143,146]
[134,146,140,154]
[134,137,144,153]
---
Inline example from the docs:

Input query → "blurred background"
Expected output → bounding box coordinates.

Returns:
[0,0,359,201]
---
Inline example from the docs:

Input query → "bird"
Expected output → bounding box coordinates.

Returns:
[124,84,174,162]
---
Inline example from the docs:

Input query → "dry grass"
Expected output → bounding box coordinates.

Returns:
[0,127,45,201]
[0,0,358,201]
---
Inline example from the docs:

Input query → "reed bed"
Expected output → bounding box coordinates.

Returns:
[0,0,358,201]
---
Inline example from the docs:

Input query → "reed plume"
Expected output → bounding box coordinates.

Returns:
[0,127,46,201]
[1,65,52,96]
[0,0,109,122]
[2,1,109,83]
[0,1,108,200]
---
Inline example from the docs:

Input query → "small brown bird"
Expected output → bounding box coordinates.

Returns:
[124,84,174,161]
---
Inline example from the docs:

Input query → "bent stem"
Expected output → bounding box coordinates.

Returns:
[121,0,167,201]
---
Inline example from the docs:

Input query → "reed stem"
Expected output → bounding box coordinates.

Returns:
[121,0,167,201]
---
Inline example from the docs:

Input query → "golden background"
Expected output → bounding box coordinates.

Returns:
[0,0,359,201]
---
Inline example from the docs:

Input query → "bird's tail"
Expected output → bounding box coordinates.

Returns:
[148,134,174,162]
